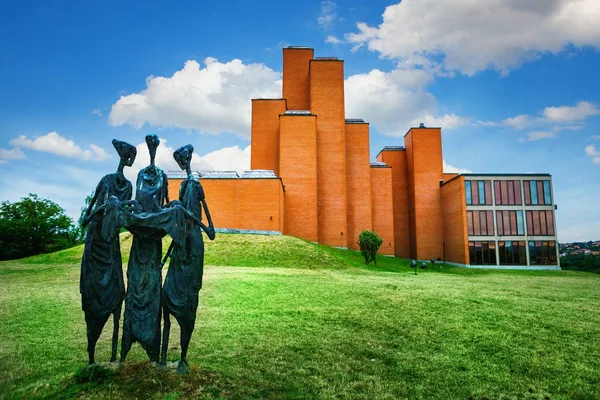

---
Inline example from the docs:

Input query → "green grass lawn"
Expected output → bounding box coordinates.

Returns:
[1,233,599,399]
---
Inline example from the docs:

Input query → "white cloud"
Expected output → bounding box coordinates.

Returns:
[485,101,600,130]
[344,67,467,136]
[109,58,281,138]
[108,51,466,141]
[344,0,600,76]
[318,1,339,30]
[443,160,472,174]
[519,131,557,142]
[418,114,471,129]
[584,144,600,165]
[557,125,584,131]
[325,35,344,45]
[201,145,251,173]
[9,132,110,161]
[592,135,600,140]
[0,160,7,165]
[503,114,536,129]
[543,101,600,122]
[0,147,27,161]
[92,109,103,117]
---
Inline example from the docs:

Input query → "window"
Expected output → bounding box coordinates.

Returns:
[469,241,497,265]
[467,210,494,236]
[465,180,492,205]
[528,241,557,265]
[494,180,522,205]
[498,241,527,265]
[524,180,552,205]
[525,211,555,236]
[478,181,485,204]
[466,181,472,205]
[496,210,525,235]
[543,181,551,204]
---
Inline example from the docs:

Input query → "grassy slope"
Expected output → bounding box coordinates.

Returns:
[0,233,599,400]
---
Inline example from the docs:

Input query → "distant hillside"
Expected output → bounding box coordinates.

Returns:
[558,240,600,274]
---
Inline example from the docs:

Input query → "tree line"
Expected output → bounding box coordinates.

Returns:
[559,254,600,274]
[0,193,90,261]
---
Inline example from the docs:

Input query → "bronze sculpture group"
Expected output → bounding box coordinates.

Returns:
[80,134,215,373]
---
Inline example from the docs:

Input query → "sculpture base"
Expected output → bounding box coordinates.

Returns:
[159,360,190,374]
[86,361,121,372]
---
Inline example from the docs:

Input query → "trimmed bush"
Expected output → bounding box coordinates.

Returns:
[358,230,384,265]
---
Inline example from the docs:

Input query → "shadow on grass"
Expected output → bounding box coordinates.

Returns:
[42,362,254,400]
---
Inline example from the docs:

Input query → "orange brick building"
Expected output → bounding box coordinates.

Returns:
[168,46,560,269]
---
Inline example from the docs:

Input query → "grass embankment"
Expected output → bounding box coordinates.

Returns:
[1,233,599,399]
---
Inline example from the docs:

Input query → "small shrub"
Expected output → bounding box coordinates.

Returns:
[358,230,384,265]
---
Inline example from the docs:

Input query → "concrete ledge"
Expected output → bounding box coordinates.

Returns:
[462,265,561,271]
[442,263,560,270]
[215,228,282,235]
[438,261,465,267]
[436,261,561,270]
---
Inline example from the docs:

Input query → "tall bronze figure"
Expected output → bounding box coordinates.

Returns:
[160,144,215,373]
[80,139,137,365]
[120,134,170,363]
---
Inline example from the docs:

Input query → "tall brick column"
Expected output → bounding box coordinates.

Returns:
[310,59,348,248]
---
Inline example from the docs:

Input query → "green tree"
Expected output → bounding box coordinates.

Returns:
[358,230,384,265]
[0,193,79,260]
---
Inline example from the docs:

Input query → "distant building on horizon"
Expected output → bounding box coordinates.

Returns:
[168,46,560,270]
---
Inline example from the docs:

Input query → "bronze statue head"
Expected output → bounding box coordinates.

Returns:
[112,139,137,167]
[173,144,194,172]
[145,134,160,161]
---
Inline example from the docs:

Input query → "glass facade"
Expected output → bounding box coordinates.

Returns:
[525,211,555,235]
[495,210,525,235]
[467,210,494,236]
[465,181,472,204]
[465,180,492,205]
[465,177,557,266]
[524,180,552,205]
[529,241,558,265]
[494,180,522,205]
[469,241,497,265]
[498,241,527,265]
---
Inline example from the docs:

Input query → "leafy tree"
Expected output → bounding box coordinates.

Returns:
[0,193,79,260]
[358,230,384,265]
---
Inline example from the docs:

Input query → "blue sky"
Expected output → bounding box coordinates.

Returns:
[0,0,599,242]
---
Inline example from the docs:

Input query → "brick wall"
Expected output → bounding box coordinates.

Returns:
[377,149,410,258]
[310,60,348,248]
[279,114,319,242]
[440,176,469,264]
[282,48,313,110]
[345,122,372,250]
[405,127,444,260]
[168,178,284,232]
[371,166,395,256]
[405,133,417,258]
[250,99,287,174]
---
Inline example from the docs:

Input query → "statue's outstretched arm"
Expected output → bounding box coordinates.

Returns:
[200,199,215,240]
